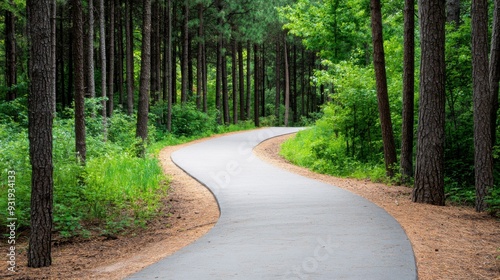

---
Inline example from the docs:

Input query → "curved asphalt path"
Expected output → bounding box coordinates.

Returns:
[128,127,417,280]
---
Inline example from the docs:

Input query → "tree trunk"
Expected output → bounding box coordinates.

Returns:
[238,42,245,120]
[196,3,203,109]
[216,39,222,123]
[27,0,55,267]
[181,0,189,103]
[5,0,17,101]
[222,43,230,124]
[400,0,415,184]
[254,44,260,127]
[99,0,107,140]
[51,0,56,113]
[246,41,251,119]
[490,0,500,146]
[292,43,298,123]
[73,0,87,164]
[57,6,65,108]
[261,43,266,117]
[284,36,290,127]
[116,0,124,108]
[165,0,173,131]
[87,0,96,100]
[125,0,134,115]
[413,0,446,206]
[275,38,281,124]
[107,0,115,117]
[150,0,161,103]
[370,0,397,178]
[446,0,461,26]
[472,0,494,212]
[136,0,152,157]
[232,38,238,124]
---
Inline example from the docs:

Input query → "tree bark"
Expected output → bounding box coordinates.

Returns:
[73,0,87,164]
[87,0,96,100]
[246,41,251,119]
[400,0,415,184]
[136,0,152,157]
[238,42,245,120]
[254,43,260,127]
[116,0,124,108]
[472,0,494,212]
[232,38,238,124]
[125,0,134,115]
[490,0,500,146]
[181,0,189,103]
[51,0,56,113]
[5,0,17,101]
[99,0,107,139]
[446,0,461,26]
[196,3,203,109]
[413,0,446,206]
[107,0,115,116]
[284,36,290,127]
[165,0,173,131]
[370,0,398,177]
[222,43,230,124]
[275,38,281,124]
[27,0,55,268]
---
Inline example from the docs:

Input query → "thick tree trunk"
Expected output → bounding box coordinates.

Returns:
[27,0,55,268]
[73,0,87,164]
[136,0,152,156]
[370,0,397,178]
[413,0,446,206]
[125,0,134,115]
[400,0,415,184]
[5,0,17,101]
[472,0,494,212]
[490,0,500,146]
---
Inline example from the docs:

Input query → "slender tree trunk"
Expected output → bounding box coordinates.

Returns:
[370,0,397,177]
[446,0,461,26]
[292,43,298,123]
[27,0,55,267]
[68,34,74,106]
[116,0,124,108]
[413,0,446,206]
[284,36,290,127]
[275,38,281,124]
[5,0,17,101]
[196,3,203,109]
[73,0,87,164]
[490,0,500,146]
[246,41,251,119]
[400,0,415,184]
[232,38,238,124]
[107,0,115,116]
[87,0,95,100]
[136,0,152,156]
[165,0,173,131]
[222,43,230,124]
[181,0,189,103]
[216,39,222,123]
[254,44,260,126]
[238,42,245,120]
[261,43,266,117]
[472,0,494,212]
[125,0,134,115]
[57,6,65,108]
[202,41,208,112]
[301,47,305,117]
[99,0,107,140]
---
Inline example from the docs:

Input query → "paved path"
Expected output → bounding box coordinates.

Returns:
[128,128,417,280]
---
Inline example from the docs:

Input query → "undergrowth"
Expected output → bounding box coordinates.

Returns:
[0,100,255,238]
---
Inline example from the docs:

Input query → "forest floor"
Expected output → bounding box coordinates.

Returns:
[2,132,499,280]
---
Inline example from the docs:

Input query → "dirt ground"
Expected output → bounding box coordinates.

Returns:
[2,132,499,279]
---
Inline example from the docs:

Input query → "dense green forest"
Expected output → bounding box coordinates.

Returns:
[0,0,499,268]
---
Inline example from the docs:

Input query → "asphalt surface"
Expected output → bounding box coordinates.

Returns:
[128,127,417,280]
